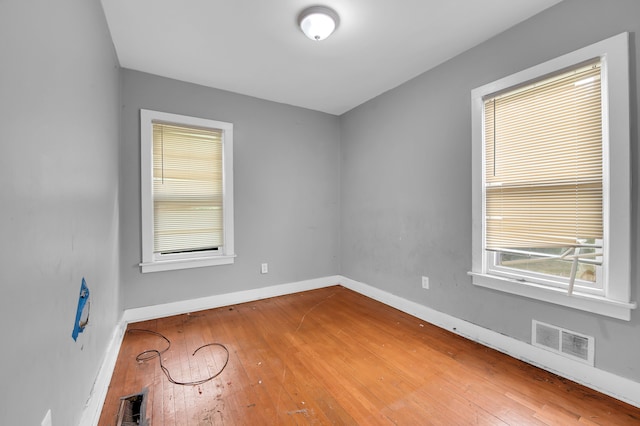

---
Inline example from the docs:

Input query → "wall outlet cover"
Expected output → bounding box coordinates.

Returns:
[421,276,429,289]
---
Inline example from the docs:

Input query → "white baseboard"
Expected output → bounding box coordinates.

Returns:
[122,275,341,323]
[79,317,128,426]
[80,274,639,425]
[80,275,342,425]
[338,276,640,409]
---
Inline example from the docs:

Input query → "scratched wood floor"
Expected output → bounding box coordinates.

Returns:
[99,285,640,425]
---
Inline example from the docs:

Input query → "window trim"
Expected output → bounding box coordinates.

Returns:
[139,109,235,273]
[470,32,635,320]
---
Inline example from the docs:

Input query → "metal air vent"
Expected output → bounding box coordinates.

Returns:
[116,389,148,426]
[532,320,594,365]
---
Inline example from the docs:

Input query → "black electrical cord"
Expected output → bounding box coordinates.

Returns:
[127,328,229,386]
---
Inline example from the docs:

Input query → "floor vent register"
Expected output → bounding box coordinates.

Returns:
[116,389,148,426]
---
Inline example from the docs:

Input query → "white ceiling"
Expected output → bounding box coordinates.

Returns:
[101,0,563,115]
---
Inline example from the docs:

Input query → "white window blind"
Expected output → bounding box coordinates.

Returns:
[470,33,634,320]
[483,61,603,251]
[152,122,224,254]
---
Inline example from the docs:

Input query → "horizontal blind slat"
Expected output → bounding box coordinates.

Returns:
[484,62,603,250]
[152,122,224,253]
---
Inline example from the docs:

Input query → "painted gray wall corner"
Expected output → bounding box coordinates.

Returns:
[119,70,342,309]
[339,0,640,382]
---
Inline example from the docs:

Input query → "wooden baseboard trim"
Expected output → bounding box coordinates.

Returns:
[78,317,128,426]
[338,276,640,409]
[81,274,639,425]
[81,276,340,425]
[122,276,341,324]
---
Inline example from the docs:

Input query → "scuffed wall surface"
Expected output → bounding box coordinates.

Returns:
[0,0,121,424]
[340,0,640,382]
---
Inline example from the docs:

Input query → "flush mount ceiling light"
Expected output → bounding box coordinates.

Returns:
[298,6,339,41]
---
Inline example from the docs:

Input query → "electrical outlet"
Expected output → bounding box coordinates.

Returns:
[261,263,268,274]
[41,409,52,426]
[421,276,429,289]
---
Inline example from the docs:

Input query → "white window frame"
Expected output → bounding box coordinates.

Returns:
[469,33,635,320]
[139,109,235,273]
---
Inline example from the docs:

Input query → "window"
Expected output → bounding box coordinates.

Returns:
[484,62,604,293]
[470,33,635,320]
[140,109,235,273]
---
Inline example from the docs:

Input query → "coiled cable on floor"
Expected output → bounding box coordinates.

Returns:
[127,328,229,386]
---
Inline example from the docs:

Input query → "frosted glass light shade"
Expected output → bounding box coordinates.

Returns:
[298,6,339,41]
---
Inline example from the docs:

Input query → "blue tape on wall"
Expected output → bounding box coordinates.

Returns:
[72,277,90,341]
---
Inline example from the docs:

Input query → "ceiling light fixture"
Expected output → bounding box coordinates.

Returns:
[298,6,339,41]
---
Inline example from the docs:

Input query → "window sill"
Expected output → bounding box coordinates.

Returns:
[468,272,636,321]
[140,254,236,273]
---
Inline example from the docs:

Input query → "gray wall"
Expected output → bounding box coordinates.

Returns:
[340,0,640,381]
[120,70,341,309]
[0,0,121,425]
[1,1,638,424]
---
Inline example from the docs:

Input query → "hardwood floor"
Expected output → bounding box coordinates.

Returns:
[99,286,640,425]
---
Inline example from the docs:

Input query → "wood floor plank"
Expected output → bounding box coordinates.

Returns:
[214,305,295,425]
[98,286,640,425]
[250,302,344,424]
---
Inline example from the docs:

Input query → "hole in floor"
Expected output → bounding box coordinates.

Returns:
[116,388,147,426]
